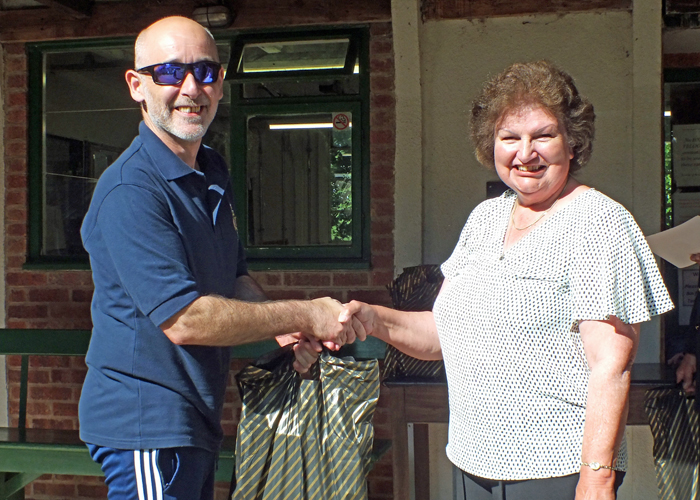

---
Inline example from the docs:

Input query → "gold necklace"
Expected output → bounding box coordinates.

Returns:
[510,197,560,231]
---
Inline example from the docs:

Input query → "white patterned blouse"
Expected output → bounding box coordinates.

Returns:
[433,188,674,481]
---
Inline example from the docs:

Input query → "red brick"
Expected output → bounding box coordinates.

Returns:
[370,22,393,37]
[6,256,26,269]
[248,271,282,287]
[27,370,51,383]
[264,290,307,300]
[5,140,27,156]
[370,110,396,130]
[284,272,332,287]
[372,271,394,288]
[53,402,79,416]
[71,289,93,302]
[49,271,93,286]
[370,57,394,74]
[371,219,394,237]
[332,272,369,287]
[367,477,394,496]
[6,174,26,189]
[48,302,91,319]
[370,180,393,200]
[371,200,394,218]
[346,289,392,305]
[28,386,73,400]
[370,156,394,177]
[7,91,27,107]
[306,289,345,301]
[8,304,48,319]
[6,157,27,174]
[26,401,52,415]
[6,222,26,237]
[51,368,86,384]
[371,75,395,93]
[31,355,70,368]
[371,93,396,109]
[4,56,26,73]
[370,39,393,55]
[371,235,394,253]
[28,288,70,302]
[6,108,26,125]
[77,483,109,497]
[30,478,77,496]
[5,125,26,141]
[3,43,25,55]
[6,73,27,89]
[8,289,26,302]
[6,206,27,222]
[371,254,394,270]
[5,189,27,205]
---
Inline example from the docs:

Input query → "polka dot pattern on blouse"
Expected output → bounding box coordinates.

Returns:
[433,188,674,480]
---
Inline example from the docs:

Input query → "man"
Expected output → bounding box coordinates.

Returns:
[79,16,355,500]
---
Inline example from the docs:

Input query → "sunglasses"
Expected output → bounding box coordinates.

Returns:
[136,61,222,86]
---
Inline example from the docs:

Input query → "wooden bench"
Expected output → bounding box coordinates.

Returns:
[0,329,388,499]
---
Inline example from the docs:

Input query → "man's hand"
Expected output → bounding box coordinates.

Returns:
[676,353,697,394]
[305,297,361,346]
[292,336,323,374]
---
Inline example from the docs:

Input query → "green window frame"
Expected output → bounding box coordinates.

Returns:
[25,27,370,270]
[226,27,370,269]
[26,37,136,269]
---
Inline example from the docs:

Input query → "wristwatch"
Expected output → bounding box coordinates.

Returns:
[581,461,617,471]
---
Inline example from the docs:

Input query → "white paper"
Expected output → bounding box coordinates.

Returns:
[646,215,700,268]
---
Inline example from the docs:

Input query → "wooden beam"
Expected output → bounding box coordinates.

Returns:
[33,0,92,19]
[0,0,391,43]
[0,0,194,42]
[421,0,632,20]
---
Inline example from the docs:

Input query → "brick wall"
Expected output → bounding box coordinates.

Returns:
[2,21,395,500]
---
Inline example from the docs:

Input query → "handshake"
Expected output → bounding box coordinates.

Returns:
[277,297,377,373]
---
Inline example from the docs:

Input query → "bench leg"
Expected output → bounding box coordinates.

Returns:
[0,472,41,500]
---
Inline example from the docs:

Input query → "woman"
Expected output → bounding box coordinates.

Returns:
[296,60,674,499]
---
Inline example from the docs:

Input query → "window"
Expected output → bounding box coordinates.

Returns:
[26,28,369,269]
[662,68,700,359]
[26,39,231,266]
[226,28,370,268]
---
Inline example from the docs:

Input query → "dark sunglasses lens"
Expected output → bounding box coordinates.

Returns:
[192,62,219,83]
[152,64,185,85]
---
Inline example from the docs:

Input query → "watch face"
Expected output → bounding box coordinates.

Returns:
[590,462,601,470]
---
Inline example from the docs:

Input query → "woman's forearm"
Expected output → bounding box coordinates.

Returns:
[371,306,442,360]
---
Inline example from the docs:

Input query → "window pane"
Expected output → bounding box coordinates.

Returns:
[43,47,138,257]
[238,38,350,73]
[246,112,353,247]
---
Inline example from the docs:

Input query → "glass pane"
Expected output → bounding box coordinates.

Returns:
[238,38,350,73]
[246,112,353,247]
[43,47,138,257]
[41,43,231,258]
[242,75,359,99]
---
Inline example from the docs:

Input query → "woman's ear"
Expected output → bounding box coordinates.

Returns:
[125,69,146,104]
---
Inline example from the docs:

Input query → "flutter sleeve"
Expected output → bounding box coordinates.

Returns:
[569,200,674,327]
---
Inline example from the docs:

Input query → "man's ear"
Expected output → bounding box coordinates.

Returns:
[125,69,146,104]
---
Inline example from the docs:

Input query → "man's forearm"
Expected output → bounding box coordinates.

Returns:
[161,295,346,347]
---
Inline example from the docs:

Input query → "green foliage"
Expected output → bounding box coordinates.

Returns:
[330,149,352,242]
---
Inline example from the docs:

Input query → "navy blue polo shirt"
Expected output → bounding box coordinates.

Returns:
[79,122,248,452]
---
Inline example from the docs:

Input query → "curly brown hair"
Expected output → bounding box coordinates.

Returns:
[470,60,595,173]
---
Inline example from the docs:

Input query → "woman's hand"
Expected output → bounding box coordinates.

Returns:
[575,472,616,500]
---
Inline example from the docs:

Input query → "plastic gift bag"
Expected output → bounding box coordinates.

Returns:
[231,348,379,500]
[383,265,445,381]
[644,387,700,500]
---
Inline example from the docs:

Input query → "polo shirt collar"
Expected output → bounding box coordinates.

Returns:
[139,121,202,181]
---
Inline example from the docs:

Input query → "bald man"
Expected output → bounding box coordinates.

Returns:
[79,16,358,499]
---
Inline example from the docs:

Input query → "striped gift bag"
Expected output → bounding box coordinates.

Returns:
[231,348,380,500]
[645,388,700,500]
[383,265,446,380]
